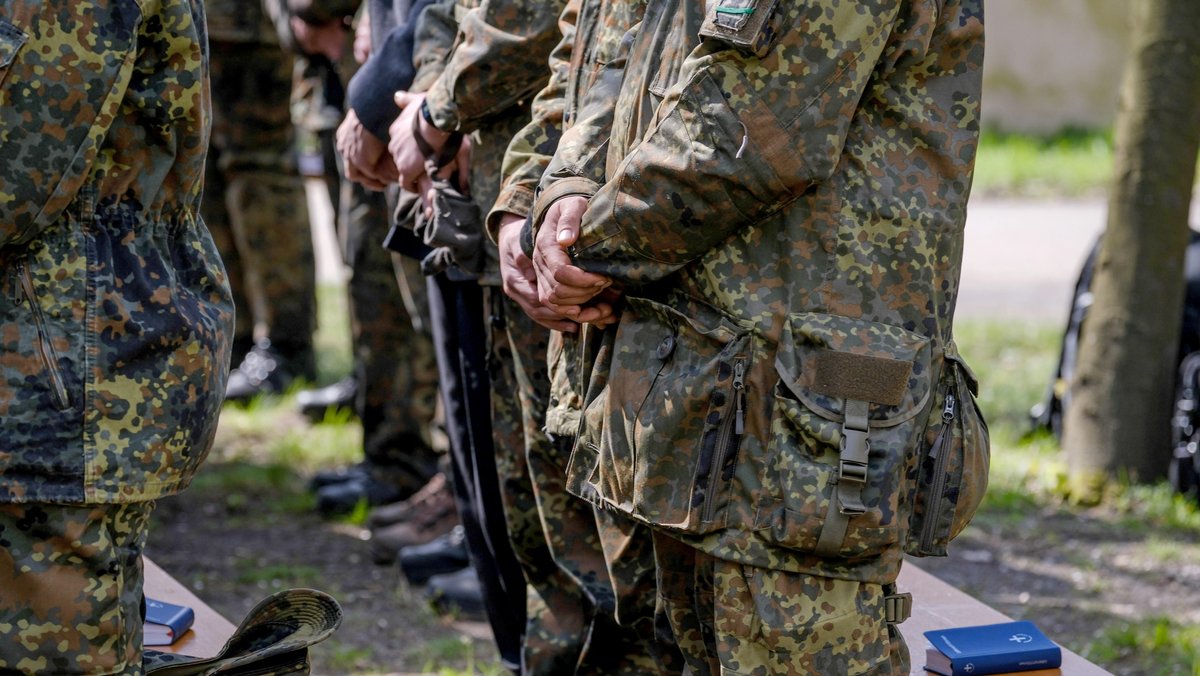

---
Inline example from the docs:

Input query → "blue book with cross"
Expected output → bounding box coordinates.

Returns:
[924,620,1062,676]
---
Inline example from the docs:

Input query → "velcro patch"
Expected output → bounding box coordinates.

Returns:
[809,350,912,407]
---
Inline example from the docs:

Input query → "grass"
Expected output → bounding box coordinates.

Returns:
[973,126,1200,200]
[973,128,1116,198]
[1088,617,1200,676]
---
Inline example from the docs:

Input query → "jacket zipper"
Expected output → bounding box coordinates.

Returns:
[19,263,71,411]
[919,391,956,551]
[703,358,745,523]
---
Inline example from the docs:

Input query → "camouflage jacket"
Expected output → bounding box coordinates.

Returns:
[560,0,989,582]
[0,0,233,504]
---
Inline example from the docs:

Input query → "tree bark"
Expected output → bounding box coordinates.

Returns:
[1062,0,1200,501]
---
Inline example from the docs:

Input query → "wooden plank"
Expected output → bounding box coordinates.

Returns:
[899,563,1113,675]
[143,557,236,658]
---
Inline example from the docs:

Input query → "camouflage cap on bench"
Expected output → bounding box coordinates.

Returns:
[143,588,342,675]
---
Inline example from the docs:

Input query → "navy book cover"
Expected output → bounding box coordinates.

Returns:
[924,620,1062,676]
[144,597,195,646]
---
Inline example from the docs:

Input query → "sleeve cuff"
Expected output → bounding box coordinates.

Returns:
[485,184,536,245]
[531,176,601,232]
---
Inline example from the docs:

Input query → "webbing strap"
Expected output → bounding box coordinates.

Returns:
[814,400,871,557]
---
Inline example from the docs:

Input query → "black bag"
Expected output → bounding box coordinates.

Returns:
[1032,229,1200,500]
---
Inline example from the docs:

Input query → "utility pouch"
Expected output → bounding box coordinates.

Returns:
[573,295,756,534]
[758,312,933,559]
[904,349,990,557]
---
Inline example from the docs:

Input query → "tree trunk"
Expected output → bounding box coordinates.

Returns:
[1062,0,1200,501]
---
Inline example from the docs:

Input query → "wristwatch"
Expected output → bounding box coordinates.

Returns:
[420,100,443,132]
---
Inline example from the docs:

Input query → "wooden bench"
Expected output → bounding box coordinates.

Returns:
[143,557,1112,673]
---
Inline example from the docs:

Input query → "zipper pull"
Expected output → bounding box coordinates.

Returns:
[942,393,956,422]
[929,394,956,461]
[8,264,25,306]
[733,360,746,435]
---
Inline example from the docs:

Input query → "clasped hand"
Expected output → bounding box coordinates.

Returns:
[497,195,619,331]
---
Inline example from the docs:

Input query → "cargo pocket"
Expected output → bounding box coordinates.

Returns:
[579,295,755,533]
[757,313,933,559]
[905,349,990,557]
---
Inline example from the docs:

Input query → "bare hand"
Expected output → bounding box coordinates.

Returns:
[498,214,580,332]
[532,195,612,316]
[388,92,455,193]
[336,109,397,191]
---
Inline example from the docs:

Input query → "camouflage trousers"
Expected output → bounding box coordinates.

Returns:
[652,532,910,675]
[490,293,676,674]
[205,40,316,370]
[0,501,154,676]
[339,184,440,493]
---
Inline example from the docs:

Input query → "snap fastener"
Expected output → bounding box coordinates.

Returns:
[656,334,676,360]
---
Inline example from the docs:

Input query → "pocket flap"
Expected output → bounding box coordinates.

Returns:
[775,312,932,426]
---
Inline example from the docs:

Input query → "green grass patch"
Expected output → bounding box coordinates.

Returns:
[1086,616,1200,675]
[1110,481,1200,532]
[408,635,506,675]
[973,128,1115,198]
[956,318,1200,526]
[954,319,1061,442]
[186,460,314,515]
[216,397,362,471]
[313,640,376,674]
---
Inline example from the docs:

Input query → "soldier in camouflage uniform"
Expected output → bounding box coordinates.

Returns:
[490,0,691,671]
[393,2,566,670]
[206,0,318,394]
[385,1,669,671]
[0,1,232,673]
[528,0,990,672]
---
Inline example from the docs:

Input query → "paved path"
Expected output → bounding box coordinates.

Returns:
[310,186,1197,328]
[959,197,1200,324]
[958,199,1104,323]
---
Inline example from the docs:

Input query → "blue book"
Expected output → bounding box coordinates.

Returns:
[144,597,195,646]
[924,620,1063,676]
